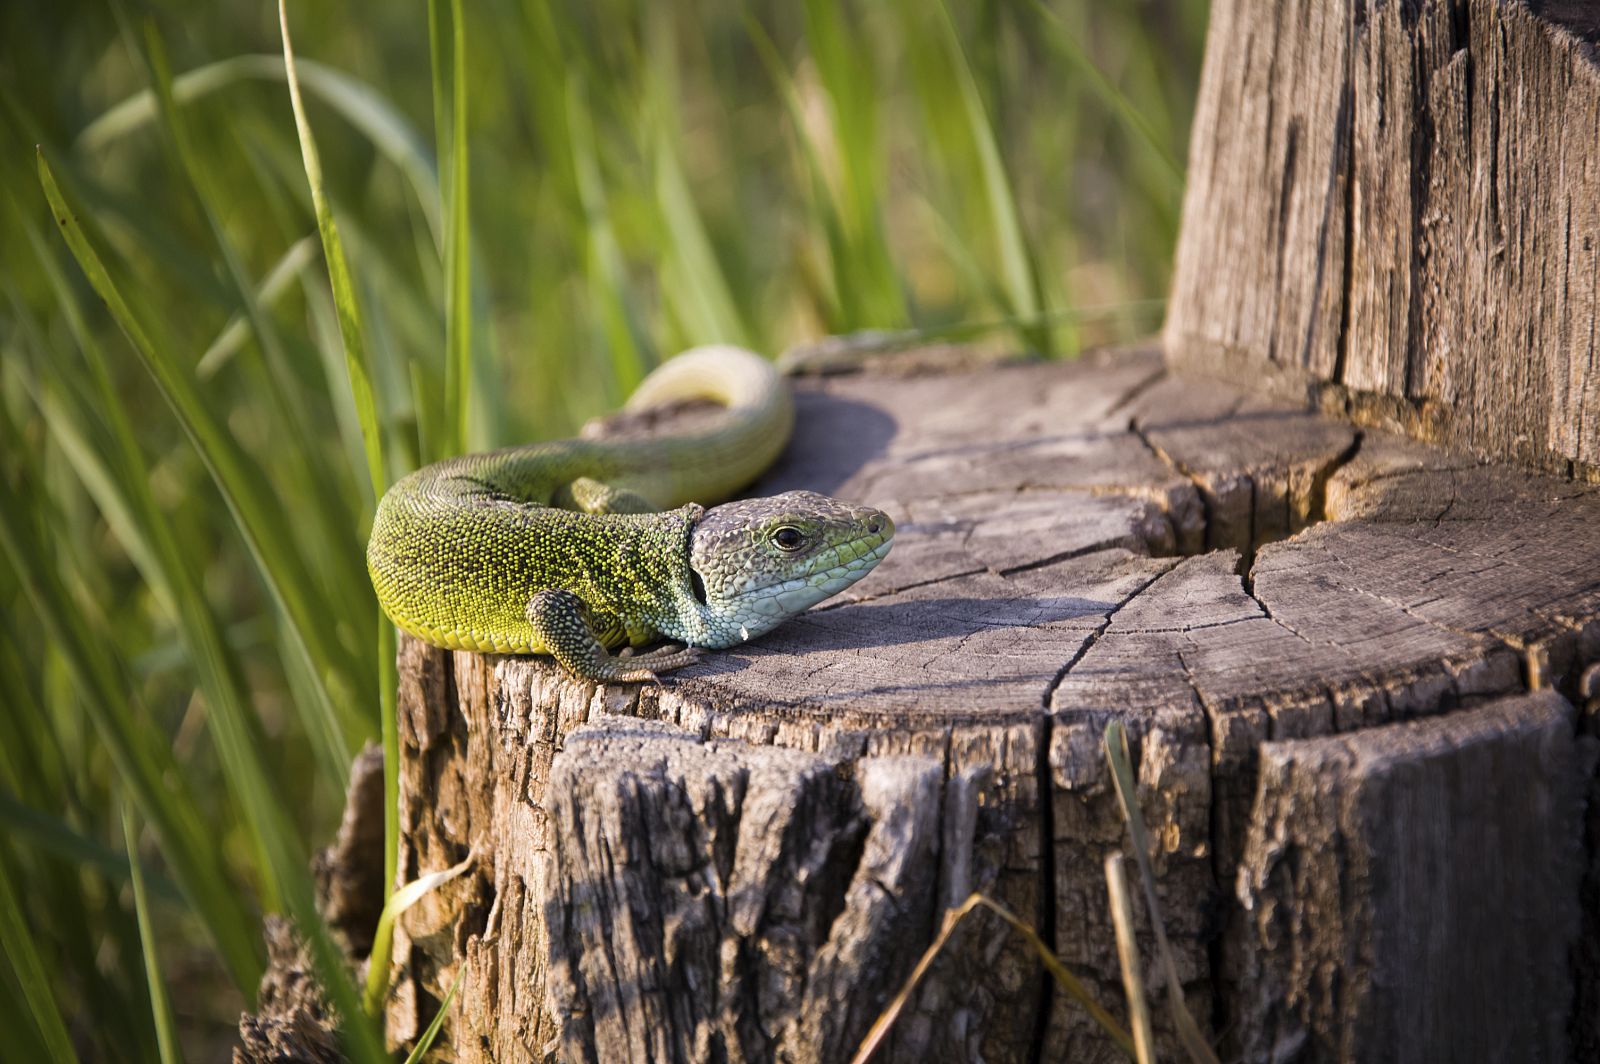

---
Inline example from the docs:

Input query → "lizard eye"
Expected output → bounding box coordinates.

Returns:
[771,526,805,551]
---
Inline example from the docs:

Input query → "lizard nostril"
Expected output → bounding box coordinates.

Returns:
[868,521,880,535]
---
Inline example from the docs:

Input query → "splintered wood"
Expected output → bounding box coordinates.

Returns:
[384,348,1600,1062]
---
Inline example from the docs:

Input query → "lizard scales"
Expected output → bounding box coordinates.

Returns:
[367,345,893,681]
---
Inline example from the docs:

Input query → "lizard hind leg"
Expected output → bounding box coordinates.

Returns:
[526,588,690,683]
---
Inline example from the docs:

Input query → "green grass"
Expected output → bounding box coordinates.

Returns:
[124,807,184,1064]
[0,0,1202,1056]
[0,837,80,1063]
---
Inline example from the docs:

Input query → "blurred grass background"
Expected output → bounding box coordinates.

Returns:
[0,0,1204,1057]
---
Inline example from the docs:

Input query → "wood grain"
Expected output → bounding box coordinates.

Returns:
[1166,0,1600,475]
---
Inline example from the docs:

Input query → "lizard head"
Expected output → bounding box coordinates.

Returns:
[682,490,894,649]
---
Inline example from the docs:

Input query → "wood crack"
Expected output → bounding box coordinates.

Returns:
[1130,416,1205,497]
[1307,430,1365,525]
[1117,615,1256,636]
[1029,712,1058,1064]
[996,541,1147,578]
[1238,561,1316,648]
[1040,566,1172,712]
[1104,366,1171,419]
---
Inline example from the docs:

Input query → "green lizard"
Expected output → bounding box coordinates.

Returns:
[367,345,894,682]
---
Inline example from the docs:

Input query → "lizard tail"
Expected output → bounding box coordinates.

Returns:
[609,345,794,507]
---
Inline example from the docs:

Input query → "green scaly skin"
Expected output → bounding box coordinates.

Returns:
[367,345,895,682]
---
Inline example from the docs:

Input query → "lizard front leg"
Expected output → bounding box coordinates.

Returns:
[526,589,700,682]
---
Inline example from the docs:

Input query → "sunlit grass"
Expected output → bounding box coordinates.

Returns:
[0,0,1201,1055]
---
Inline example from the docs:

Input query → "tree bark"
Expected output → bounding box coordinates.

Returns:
[1166,0,1600,475]
[1233,691,1593,1063]
[376,349,1600,1062]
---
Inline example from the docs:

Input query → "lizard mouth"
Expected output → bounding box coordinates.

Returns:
[740,531,894,616]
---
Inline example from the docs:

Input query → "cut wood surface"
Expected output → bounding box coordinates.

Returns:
[1166,0,1600,474]
[374,347,1600,1062]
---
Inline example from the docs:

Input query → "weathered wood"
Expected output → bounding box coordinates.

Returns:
[233,917,343,1064]
[376,348,1600,1062]
[1166,0,1600,474]
[314,743,387,959]
[543,717,948,1064]
[1232,691,1594,1063]
[237,746,386,1064]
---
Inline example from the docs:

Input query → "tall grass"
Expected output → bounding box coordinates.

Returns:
[0,0,1201,1055]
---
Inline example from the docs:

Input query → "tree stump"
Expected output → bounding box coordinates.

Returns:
[373,1,1600,1059]
[381,347,1600,1062]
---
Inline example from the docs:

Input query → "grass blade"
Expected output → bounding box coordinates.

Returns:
[379,621,400,907]
[799,0,905,329]
[403,962,467,1064]
[270,860,390,1064]
[642,13,751,349]
[18,200,348,804]
[131,17,374,617]
[197,233,319,378]
[567,75,654,398]
[0,843,78,1064]
[363,851,473,1014]
[652,124,751,347]
[407,359,439,473]
[35,146,389,1056]
[741,14,852,331]
[926,0,1054,356]
[850,892,1133,1063]
[0,614,66,809]
[277,6,386,501]
[279,0,398,906]
[442,0,473,456]
[0,974,52,1064]
[14,228,438,1017]
[36,151,366,768]
[1104,721,1219,1064]
[76,52,441,246]
[428,0,450,217]
[123,807,184,1064]
[1026,1,1183,192]
[278,11,407,1050]
[1105,852,1157,1064]
[0,792,181,905]
[0,481,264,993]
[18,347,287,910]
[127,21,309,419]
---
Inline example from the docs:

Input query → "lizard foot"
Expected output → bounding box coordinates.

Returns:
[527,589,705,683]
[625,644,704,675]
